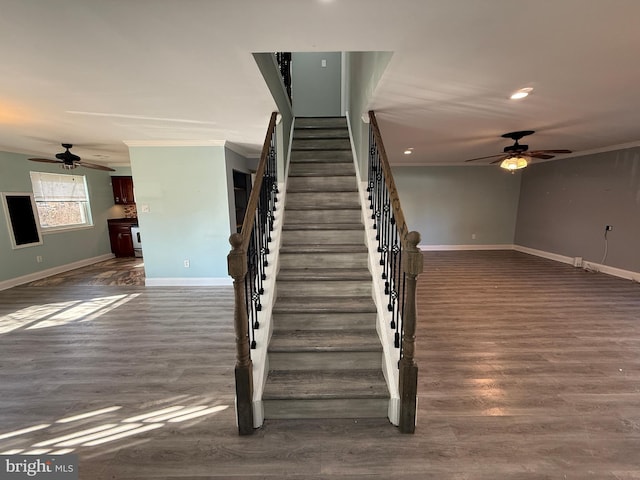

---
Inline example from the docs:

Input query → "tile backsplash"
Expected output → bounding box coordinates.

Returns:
[123,204,138,218]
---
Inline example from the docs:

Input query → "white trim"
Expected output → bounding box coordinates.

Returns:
[419,244,514,251]
[358,178,399,426]
[124,139,227,148]
[0,253,114,291]
[1,192,44,249]
[225,142,260,159]
[348,114,400,426]
[144,277,232,287]
[512,245,574,265]
[514,244,640,282]
[250,180,287,428]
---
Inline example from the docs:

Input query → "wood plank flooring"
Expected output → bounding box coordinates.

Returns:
[1,250,639,478]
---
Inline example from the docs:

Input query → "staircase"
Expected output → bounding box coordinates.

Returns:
[262,117,389,420]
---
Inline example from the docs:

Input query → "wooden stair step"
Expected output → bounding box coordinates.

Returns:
[292,139,351,150]
[282,223,363,231]
[268,350,382,371]
[293,128,349,139]
[262,397,388,420]
[272,312,376,331]
[276,279,371,298]
[279,252,368,269]
[277,268,371,281]
[263,370,387,400]
[279,244,367,254]
[287,176,358,192]
[290,150,353,162]
[285,209,361,224]
[268,330,381,353]
[285,190,361,208]
[281,229,365,246]
[288,163,355,177]
[295,117,347,128]
[272,296,377,314]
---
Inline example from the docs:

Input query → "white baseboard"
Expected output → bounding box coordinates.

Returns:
[513,245,640,282]
[0,253,115,291]
[419,244,514,251]
[420,243,640,282]
[512,245,574,265]
[144,277,232,287]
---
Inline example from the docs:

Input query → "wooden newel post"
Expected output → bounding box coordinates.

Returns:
[228,232,254,435]
[399,230,422,433]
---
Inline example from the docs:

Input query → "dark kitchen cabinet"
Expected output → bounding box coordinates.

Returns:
[111,176,135,205]
[108,220,135,257]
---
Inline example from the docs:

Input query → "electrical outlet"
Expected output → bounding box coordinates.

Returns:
[183,259,190,268]
[36,255,43,263]
[471,233,477,240]
[605,225,613,231]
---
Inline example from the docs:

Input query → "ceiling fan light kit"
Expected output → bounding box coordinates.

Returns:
[500,156,528,171]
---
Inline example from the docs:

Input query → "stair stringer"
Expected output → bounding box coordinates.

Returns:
[243,181,285,428]
[248,118,295,428]
[346,113,401,426]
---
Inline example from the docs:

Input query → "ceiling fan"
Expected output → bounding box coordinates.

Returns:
[29,143,115,172]
[464,130,572,171]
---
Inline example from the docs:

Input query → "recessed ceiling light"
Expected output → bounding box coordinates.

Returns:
[510,87,533,100]
[404,148,414,155]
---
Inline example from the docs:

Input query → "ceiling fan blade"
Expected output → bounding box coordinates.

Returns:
[77,161,116,172]
[29,157,62,164]
[464,153,505,162]
[529,149,572,155]
[490,157,509,165]
[529,153,555,160]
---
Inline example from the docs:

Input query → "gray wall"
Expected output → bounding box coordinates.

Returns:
[394,166,522,246]
[515,147,640,272]
[345,51,393,177]
[292,52,342,117]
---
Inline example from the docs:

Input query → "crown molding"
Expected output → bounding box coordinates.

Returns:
[123,139,227,148]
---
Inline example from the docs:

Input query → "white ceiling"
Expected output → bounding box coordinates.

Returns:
[1,0,640,168]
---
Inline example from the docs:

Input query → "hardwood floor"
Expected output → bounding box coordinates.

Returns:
[1,250,639,478]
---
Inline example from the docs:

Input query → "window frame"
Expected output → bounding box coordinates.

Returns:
[29,171,94,234]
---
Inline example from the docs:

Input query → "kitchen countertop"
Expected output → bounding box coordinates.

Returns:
[108,218,138,226]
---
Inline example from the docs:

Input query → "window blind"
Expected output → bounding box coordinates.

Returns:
[30,172,89,202]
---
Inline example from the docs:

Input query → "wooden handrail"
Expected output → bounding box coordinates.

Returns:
[239,112,279,248]
[368,110,422,433]
[227,111,279,435]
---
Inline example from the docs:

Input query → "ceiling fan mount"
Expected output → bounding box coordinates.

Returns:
[501,130,535,154]
[29,144,115,172]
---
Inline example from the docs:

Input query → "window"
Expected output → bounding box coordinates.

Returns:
[29,171,93,231]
